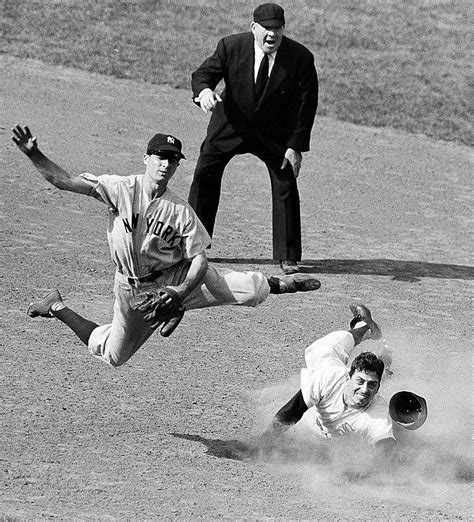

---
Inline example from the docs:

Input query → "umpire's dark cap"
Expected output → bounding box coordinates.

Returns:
[147,133,185,160]
[253,3,285,28]
[389,391,427,430]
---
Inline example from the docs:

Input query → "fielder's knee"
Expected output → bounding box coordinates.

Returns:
[105,350,131,368]
[87,325,132,367]
[89,344,132,368]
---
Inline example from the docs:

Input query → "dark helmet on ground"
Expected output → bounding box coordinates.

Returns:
[389,391,427,430]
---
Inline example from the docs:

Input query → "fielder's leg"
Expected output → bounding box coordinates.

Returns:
[86,274,160,367]
[266,274,321,294]
[27,290,98,346]
[27,281,157,367]
[182,265,320,310]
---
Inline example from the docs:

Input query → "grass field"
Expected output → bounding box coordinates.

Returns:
[3,0,472,145]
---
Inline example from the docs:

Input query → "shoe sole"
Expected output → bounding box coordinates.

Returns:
[282,267,300,275]
[27,290,62,318]
[293,275,321,291]
[280,262,300,275]
[349,304,382,339]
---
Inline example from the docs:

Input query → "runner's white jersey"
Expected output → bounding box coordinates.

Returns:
[81,173,210,277]
[301,331,394,445]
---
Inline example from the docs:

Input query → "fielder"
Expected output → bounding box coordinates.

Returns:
[12,124,321,368]
[261,304,427,451]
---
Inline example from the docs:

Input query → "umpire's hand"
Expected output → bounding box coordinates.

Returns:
[196,88,222,113]
[281,148,302,178]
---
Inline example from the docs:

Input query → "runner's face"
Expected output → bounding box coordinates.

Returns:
[251,22,284,54]
[345,370,380,409]
[143,154,179,185]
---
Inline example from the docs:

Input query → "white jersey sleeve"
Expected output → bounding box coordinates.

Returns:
[80,172,122,209]
[179,202,211,260]
[301,331,355,407]
[301,364,347,409]
[304,330,355,368]
[299,331,395,445]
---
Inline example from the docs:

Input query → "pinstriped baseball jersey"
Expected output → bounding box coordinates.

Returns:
[81,173,211,278]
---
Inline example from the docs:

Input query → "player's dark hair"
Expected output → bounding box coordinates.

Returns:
[349,352,384,381]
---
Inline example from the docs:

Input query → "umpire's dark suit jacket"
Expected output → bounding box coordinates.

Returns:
[192,32,318,156]
[190,31,318,261]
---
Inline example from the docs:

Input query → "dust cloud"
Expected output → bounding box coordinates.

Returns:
[249,331,472,511]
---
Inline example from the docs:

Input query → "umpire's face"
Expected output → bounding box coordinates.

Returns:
[344,370,380,409]
[251,22,284,54]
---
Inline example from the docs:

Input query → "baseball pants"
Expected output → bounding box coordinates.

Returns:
[88,265,270,366]
[304,331,355,370]
[188,140,302,261]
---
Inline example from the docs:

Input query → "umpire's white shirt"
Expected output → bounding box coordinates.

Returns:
[300,331,394,445]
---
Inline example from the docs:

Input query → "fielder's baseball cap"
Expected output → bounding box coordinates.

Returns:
[146,133,185,160]
[253,3,285,28]
[389,391,428,430]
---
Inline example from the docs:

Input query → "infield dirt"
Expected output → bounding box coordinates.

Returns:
[2,55,473,520]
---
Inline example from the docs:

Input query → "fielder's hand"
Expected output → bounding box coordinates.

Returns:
[12,125,38,157]
[131,287,185,337]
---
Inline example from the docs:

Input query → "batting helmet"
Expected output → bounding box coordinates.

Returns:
[389,391,427,430]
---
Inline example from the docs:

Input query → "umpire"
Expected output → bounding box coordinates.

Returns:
[189,3,318,274]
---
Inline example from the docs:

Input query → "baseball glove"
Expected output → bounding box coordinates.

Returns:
[131,287,185,337]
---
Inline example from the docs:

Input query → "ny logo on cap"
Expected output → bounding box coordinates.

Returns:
[167,136,175,144]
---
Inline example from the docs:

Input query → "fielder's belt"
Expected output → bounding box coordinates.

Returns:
[121,270,164,286]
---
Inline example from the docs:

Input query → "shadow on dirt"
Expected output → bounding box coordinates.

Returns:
[170,433,328,465]
[208,258,474,282]
[171,432,474,483]
[171,433,258,461]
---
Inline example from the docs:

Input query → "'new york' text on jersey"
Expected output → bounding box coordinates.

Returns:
[81,173,211,278]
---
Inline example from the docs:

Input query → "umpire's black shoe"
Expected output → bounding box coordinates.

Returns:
[349,304,382,340]
[280,260,300,274]
[269,274,321,294]
[27,290,63,318]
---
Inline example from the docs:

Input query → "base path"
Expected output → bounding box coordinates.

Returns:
[2,55,473,520]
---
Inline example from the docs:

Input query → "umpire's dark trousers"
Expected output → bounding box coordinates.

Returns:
[188,139,302,262]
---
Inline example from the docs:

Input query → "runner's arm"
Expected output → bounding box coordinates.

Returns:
[263,389,309,438]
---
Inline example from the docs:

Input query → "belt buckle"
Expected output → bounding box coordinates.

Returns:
[127,270,161,286]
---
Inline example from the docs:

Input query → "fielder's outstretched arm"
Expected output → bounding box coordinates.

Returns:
[12,124,92,195]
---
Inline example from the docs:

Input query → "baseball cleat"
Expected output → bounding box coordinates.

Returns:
[349,304,382,340]
[280,260,300,274]
[27,290,63,318]
[279,274,321,293]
